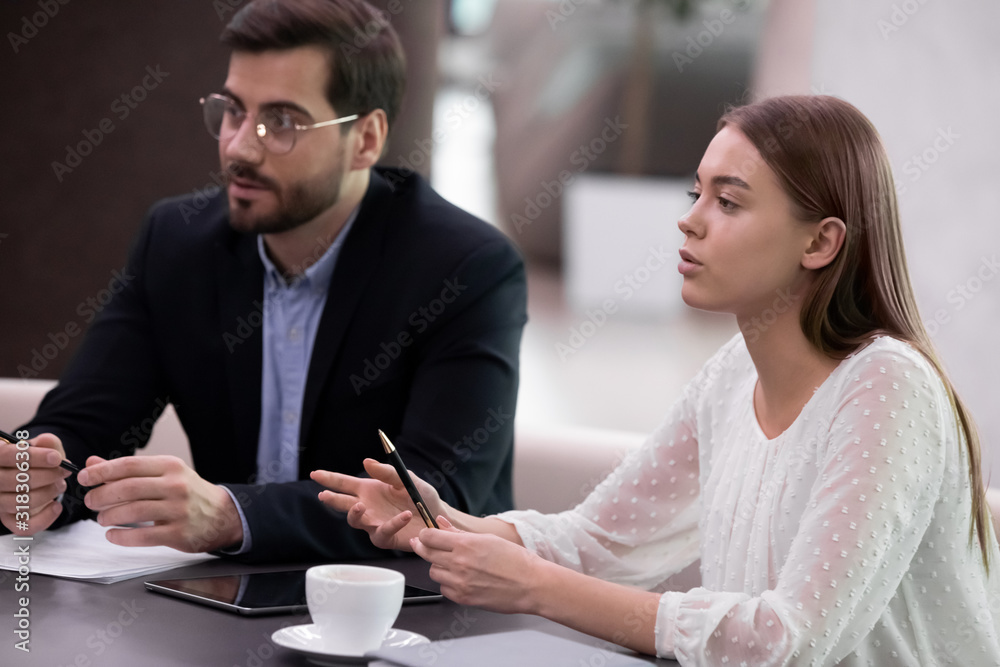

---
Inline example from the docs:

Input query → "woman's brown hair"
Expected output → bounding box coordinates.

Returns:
[719,95,991,568]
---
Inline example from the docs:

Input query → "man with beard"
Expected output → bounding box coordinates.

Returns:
[0,0,527,563]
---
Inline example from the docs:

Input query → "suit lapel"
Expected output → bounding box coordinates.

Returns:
[299,172,394,456]
[217,228,264,479]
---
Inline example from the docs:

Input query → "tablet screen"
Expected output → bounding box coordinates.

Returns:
[145,570,442,615]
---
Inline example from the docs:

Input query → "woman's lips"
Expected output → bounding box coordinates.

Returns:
[678,248,702,275]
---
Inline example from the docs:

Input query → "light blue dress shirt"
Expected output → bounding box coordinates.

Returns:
[222,207,358,554]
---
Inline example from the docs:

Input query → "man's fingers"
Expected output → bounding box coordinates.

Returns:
[96,499,176,527]
[104,524,177,550]
[78,455,175,487]
[0,478,67,514]
[34,498,63,527]
[84,477,170,511]
[28,433,65,451]
[0,442,64,469]
[0,464,67,490]
[2,498,62,535]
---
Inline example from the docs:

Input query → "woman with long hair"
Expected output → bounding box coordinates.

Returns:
[312,95,1000,665]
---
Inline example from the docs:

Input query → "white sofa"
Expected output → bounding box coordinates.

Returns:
[0,378,193,467]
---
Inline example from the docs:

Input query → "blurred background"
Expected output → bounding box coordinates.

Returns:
[2,0,998,476]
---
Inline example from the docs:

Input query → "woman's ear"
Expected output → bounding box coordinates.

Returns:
[802,216,847,270]
[348,109,389,170]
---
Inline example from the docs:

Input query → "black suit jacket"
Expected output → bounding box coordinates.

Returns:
[21,168,527,562]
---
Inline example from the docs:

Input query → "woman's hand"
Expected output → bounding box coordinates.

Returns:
[411,517,547,615]
[311,458,447,552]
[413,517,661,657]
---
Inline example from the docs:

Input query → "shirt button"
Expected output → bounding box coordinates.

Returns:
[283,411,297,424]
[288,327,301,342]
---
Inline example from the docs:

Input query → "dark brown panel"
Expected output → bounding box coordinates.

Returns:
[0,1,440,380]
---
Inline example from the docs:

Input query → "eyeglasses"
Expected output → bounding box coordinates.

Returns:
[200,93,360,155]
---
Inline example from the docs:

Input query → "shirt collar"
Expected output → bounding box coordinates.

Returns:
[256,205,360,292]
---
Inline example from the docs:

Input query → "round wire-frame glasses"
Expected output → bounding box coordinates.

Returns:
[200,93,360,154]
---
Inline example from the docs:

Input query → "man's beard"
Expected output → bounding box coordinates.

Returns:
[224,161,345,234]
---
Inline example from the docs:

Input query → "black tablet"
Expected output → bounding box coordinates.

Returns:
[144,570,443,616]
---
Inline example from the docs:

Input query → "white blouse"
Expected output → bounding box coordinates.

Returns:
[500,335,1000,666]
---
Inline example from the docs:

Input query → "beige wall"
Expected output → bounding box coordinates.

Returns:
[753,0,1000,476]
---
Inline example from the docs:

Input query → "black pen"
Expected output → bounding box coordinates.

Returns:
[378,429,438,529]
[0,429,81,473]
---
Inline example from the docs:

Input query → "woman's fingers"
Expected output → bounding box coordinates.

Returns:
[370,510,415,549]
[310,469,361,495]
[437,515,459,531]
[362,458,404,486]
[317,489,361,513]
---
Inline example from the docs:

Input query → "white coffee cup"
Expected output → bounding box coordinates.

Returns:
[305,564,405,655]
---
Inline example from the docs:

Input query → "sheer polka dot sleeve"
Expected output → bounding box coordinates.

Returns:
[499,390,703,589]
[657,344,962,665]
[497,337,745,590]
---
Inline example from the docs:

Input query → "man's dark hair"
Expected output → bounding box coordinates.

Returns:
[221,0,406,130]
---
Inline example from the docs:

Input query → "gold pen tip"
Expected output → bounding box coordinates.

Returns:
[378,429,394,453]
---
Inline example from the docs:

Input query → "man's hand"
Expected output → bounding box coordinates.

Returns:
[77,455,243,553]
[0,433,69,535]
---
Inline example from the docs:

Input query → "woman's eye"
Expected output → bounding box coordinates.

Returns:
[686,190,699,202]
[718,197,737,211]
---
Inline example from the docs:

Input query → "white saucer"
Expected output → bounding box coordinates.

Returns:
[271,624,429,665]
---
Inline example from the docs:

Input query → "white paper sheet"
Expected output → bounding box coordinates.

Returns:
[0,520,216,584]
